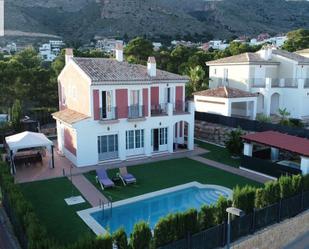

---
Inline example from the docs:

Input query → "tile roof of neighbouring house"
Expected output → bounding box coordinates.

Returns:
[72,57,189,83]
[272,49,309,64]
[52,109,90,124]
[193,87,257,98]
[242,131,309,157]
[206,53,279,65]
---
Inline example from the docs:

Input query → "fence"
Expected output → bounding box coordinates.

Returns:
[195,112,309,139]
[241,155,302,178]
[158,190,309,249]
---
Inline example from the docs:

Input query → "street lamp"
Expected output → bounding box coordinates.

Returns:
[226,207,245,249]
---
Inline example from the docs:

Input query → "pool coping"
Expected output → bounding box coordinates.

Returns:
[77,181,233,235]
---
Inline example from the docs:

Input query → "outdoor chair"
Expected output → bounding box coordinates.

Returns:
[118,167,136,186]
[96,169,115,190]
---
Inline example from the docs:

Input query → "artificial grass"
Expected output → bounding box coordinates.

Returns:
[195,140,241,168]
[20,177,93,246]
[84,157,261,202]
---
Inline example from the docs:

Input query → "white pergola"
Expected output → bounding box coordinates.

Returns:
[5,131,55,174]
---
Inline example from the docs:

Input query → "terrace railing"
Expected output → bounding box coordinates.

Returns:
[151,103,168,116]
[100,107,118,121]
[128,105,145,119]
[174,101,189,114]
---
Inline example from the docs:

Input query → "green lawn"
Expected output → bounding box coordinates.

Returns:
[20,178,93,246]
[84,158,261,202]
[195,140,241,168]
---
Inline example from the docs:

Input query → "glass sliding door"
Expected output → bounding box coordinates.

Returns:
[126,129,145,156]
[98,134,118,161]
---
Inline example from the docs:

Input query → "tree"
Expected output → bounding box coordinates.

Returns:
[278,108,291,126]
[124,37,153,64]
[11,99,22,132]
[282,29,309,52]
[189,65,206,92]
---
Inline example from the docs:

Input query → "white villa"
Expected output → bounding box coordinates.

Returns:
[52,45,194,167]
[195,46,309,120]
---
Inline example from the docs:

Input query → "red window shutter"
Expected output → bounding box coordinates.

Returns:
[116,89,128,118]
[151,86,159,107]
[176,86,183,102]
[93,89,100,120]
[143,88,148,116]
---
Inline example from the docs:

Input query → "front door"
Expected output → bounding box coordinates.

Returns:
[153,129,159,151]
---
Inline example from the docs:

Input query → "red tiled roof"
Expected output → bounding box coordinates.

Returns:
[242,131,309,157]
[193,87,257,98]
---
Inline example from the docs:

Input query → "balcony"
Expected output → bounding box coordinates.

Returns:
[174,101,190,114]
[128,105,145,120]
[305,79,309,89]
[151,103,168,116]
[99,107,118,123]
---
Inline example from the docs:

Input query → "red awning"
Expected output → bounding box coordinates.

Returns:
[242,131,309,157]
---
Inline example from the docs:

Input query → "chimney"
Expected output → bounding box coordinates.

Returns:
[115,42,123,62]
[266,45,273,60]
[65,48,73,65]
[147,56,156,77]
[260,45,268,60]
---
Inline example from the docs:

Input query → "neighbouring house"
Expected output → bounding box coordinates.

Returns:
[194,87,257,119]
[52,46,195,167]
[202,45,309,120]
[95,39,124,53]
[39,40,65,62]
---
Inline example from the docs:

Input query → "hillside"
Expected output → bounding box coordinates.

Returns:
[3,0,309,42]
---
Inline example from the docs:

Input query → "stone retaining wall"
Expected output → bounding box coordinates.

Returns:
[195,120,250,146]
[229,209,309,249]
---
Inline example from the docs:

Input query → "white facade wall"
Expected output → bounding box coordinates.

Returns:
[60,104,194,167]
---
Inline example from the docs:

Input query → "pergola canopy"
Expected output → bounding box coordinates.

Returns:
[5,131,55,174]
[242,131,309,157]
[5,131,53,154]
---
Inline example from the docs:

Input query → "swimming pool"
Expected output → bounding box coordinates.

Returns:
[78,182,232,235]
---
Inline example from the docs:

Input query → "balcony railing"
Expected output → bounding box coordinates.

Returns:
[151,103,168,116]
[304,79,309,88]
[100,107,118,121]
[174,101,189,114]
[128,105,145,119]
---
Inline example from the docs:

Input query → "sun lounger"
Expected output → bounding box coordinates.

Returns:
[118,167,136,185]
[96,168,115,190]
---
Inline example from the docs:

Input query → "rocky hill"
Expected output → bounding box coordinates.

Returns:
[4,0,309,42]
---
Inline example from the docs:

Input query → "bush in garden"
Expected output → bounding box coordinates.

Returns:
[263,181,280,205]
[113,227,128,249]
[153,215,175,247]
[95,234,113,249]
[291,174,302,195]
[303,174,309,192]
[224,128,244,156]
[183,208,199,235]
[130,221,152,249]
[255,188,266,209]
[215,195,232,224]
[198,204,216,230]
[278,175,294,198]
[233,185,256,214]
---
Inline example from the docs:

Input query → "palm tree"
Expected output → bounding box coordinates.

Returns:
[278,108,291,126]
[189,66,205,92]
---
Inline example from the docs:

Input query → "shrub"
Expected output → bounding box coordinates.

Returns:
[113,228,128,249]
[255,188,266,209]
[263,181,280,205]
[232,185,256,214]
[96,234,113,249]
[225,128,244,156]
[256,114,271,123]
[153,215,175,247]
[130,221,152,249]
[291,174,302,195]
[183,209,198,235]
[215,196,231,224]
[303,174,309,192]
[198,204,216,230]
[278,175,294,198]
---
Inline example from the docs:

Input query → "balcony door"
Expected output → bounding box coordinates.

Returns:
[98,134,118,161]
[129,90,141,118]
[101,91,114,119]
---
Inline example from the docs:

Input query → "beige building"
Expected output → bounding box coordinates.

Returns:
[202,46,309,119]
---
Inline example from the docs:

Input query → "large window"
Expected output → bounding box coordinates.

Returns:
[126,129,144,150]
[98,134,118,160]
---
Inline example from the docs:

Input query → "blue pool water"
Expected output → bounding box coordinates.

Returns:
[91,185,230,235]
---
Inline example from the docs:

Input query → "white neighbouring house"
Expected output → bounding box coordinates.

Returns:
[52,46,195,167]
[197,46,309,120]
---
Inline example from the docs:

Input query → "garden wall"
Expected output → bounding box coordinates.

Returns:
[231,209,309,249]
